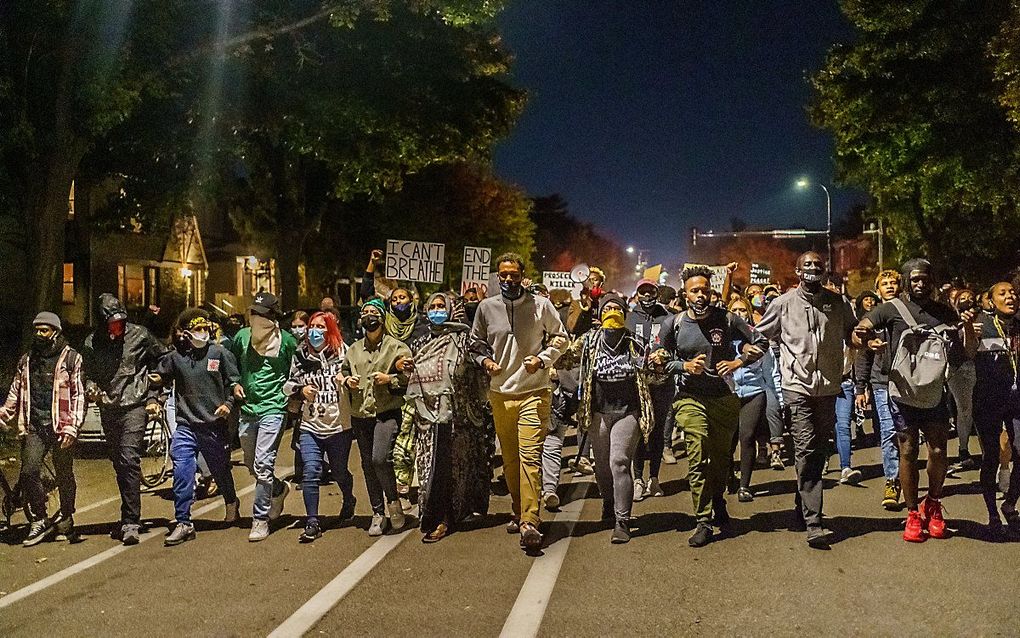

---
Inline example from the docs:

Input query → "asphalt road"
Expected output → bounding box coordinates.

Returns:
[1,425,1017,637]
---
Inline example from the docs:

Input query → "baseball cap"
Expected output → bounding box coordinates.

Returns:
[251,292,281,317]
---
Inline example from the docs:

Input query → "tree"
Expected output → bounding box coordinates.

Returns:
[215,1,524,304]
[530,195,630,286]
[810,0,1020,283]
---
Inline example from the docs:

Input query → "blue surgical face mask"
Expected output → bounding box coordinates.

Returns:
[307,328,326,350]
[291,326,306,339]
[427,309,449,325]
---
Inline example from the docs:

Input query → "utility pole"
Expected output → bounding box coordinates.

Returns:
[863,219,884,269]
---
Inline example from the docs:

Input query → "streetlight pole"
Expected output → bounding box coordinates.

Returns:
[796,178,833,272]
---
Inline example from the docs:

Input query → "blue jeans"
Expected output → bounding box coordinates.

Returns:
[239,413,286,521]
[834,379,854,470]
[170,423,237,523]
[298,429,355,523]
[871,385,900,480]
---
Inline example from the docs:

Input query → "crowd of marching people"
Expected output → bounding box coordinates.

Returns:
[3,248,1019,552]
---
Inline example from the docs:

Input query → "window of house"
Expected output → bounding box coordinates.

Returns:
[118,264,146,308]
[62,263,75,304]
[67,182,75,220]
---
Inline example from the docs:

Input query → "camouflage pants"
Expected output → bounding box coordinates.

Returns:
[393,400,416,487]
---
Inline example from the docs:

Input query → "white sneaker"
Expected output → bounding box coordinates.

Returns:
[633,479,646,502]
[368,513,389,537]
[388,501,406,531]
[647,477,664,497]
[840,467,863,485]
[268,482,290,521]
[542,491,560,511]
[248,519,270,542]
[224,499,240,524]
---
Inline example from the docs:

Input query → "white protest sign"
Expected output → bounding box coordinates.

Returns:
[385,239,445,284]
[682,263,732,297]
[461,246,492,296]
[543,271,583,300]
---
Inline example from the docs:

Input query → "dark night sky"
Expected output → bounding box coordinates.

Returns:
[493,1,864,267]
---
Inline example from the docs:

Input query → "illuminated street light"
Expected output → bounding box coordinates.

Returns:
[795,177,832,272]
[626,246,635,254]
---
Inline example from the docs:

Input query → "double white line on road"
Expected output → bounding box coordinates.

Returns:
[0,467,286,611]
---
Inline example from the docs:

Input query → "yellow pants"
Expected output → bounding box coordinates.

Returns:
[489,390,551,527]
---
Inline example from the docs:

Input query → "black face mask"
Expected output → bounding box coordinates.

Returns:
[31,334,56,352]
[690,298,710,317]
[361,315,382,332]
[638,295,657,310]
[500,281,523,300]
[391,303,413,321]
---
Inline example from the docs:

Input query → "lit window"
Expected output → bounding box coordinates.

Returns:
[68,182,75,220]
[62,263,74,304]
[118,264,145,307]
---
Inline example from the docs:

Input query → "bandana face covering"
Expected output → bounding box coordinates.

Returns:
[250,314,282,357]
[690,298,710,317]
[601,308,626,330]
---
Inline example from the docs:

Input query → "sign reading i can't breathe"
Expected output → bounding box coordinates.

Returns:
[385,239,446,284]
[461,246,492,295]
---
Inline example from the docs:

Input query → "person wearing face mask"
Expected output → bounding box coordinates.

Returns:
[228,292,298,542]
[558,295,652,543]
[286,310,310,485]
[343,298,413,536]
[853,258,977,543]
[626,279,675,499]
[853,270,903,509]
[566,267,607,336]
[401,293,491,543]
[290,311,309,343]
[755,252,857,549]
[471,253,568,552]
[154,311,241,546]
[81,293,169,545]
[1,312,84,546]
[946,288,978,475]
[284,311,355,542]
[725,298,780,501]
[970,281,1020,537]
[651,266,766,548]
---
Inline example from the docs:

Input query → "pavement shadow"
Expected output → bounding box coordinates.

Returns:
[720,509,801,539]
[659,478,689,496]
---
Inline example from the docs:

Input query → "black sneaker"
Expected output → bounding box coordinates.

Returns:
[737,487,754,503]
[22,518,55,547]
[299,520,322,543]
[339,495,357,523]
[53,515,78,542]
[611,520,631,544]
[688,523,713,548]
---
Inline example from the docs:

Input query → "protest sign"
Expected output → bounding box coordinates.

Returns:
[682,263,732,297]
[461,246,492,295]
[385,239,445,284]
[750,262,772,286]
[543,271,583,300]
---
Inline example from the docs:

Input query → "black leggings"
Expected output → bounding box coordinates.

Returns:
[974,396,1020,519]
[734,393,768,490]
[634,385,674,480]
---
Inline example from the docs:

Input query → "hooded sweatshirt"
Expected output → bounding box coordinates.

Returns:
[82,294,168,409]
[470,291,568,395]
[284,342,351,435]
[157,343,239,426]
[755,286,857,397]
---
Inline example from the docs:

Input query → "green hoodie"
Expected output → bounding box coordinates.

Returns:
[229,327,297,418]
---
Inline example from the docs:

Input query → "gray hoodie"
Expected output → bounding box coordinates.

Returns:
[470,292,568,395]
[754,286,856,397]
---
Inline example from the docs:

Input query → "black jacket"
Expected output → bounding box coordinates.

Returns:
[81,294,168,409]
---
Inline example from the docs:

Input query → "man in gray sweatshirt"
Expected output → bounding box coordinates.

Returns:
[755,252,857,548]
[470,252,568,552]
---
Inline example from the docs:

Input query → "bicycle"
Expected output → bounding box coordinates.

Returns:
[140,409,173,489]
[1,455,58,530]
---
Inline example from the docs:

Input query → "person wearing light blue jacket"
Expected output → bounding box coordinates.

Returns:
[728,298,782,502]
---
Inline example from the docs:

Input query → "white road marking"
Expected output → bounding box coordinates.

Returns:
[73,495,122,515]
[0,466,287,610]
[267,527,415,638]
[499,480,589,638]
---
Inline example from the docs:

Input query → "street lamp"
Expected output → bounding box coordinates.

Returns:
[796,178,832,271]
[626,246,636,255]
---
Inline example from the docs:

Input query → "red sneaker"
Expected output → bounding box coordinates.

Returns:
[922,497,947,539]
[903,510,926,543]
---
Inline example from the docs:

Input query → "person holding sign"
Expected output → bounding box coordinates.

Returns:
[470,253,568,552]
[343,299,413,537]
[651,266,766,549]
